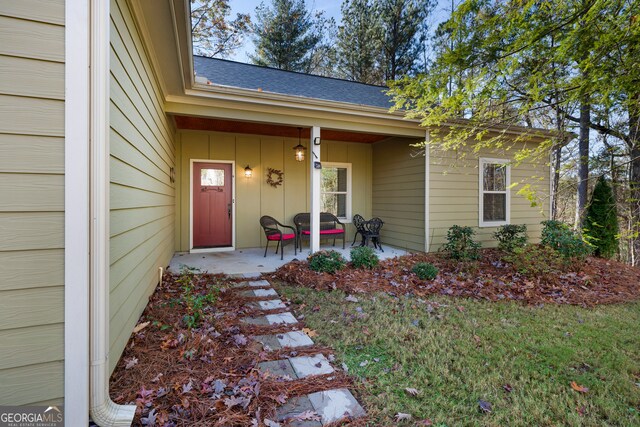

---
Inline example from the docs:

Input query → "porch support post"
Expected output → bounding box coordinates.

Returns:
[424,129,430,253]
[310,126,321,253]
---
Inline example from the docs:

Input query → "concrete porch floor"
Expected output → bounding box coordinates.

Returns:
[168,245,408,275]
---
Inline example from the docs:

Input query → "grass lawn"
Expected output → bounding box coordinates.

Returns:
[276,284,640,426]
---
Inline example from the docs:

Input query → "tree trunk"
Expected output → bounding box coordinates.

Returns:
[552,144,562,220]
[628,92,640,266]
[575,99,590,228]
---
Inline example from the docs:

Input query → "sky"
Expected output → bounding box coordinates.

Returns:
[227,0,453,63]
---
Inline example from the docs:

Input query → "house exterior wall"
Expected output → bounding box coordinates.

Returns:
[0,0,65,405]
[175,130,373,251]
[109,0,176,372]
[429,143,550,249]
[372,137,426,252]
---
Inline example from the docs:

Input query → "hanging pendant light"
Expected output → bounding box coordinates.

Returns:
[293,127,306,162]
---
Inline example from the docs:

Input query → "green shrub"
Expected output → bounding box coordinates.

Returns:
[442,225,481,260]
[350,246,379,269]
[541,220,593,260]
[308,250,347,274]
[583,176,619,258]
[412,262,439,280]
[177,267,218,329]
[494,224,528,252]
[504,244,571,277]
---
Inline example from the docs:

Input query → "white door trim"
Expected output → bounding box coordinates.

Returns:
[189,159,236,252]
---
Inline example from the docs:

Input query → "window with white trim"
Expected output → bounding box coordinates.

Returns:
[479,158,510,226]
[320,162,352,221]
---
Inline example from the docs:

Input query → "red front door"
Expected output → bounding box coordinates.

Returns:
[193,162,232,248]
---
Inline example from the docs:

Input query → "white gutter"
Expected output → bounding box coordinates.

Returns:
[89,0,135,424]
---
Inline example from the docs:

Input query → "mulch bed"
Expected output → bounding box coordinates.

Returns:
[109,273,358,426]
[268,248,640,307]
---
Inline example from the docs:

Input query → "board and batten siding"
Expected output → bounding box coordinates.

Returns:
[109,0,176,373]
[0,0,65,406]
[429,143,550,249]
[175,130,373,251]
[371,137,426,252]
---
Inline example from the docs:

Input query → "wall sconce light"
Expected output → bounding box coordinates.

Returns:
[293,127,306,162]
[244,165,253,178]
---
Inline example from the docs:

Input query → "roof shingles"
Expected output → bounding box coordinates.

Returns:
[194,56,393,109]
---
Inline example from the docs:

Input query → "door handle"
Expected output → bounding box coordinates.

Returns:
[227,203,232,219]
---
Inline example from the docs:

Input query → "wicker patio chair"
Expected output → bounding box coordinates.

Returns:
[259,215,297,260]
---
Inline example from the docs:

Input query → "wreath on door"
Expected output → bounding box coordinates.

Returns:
[266,168,284,188]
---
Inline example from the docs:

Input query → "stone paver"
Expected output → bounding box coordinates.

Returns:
[257,359,296,379]
[247,279,271,287]
[254,288,278,297]
[289,354,334,378]
[242,272,261,278]
[275,395,323,427]
[252,334,282,350]
[308,389,366,424]
[266,312,298,325]
[240,316,270,325]
[277,331,314,348]
[257,299,287,310]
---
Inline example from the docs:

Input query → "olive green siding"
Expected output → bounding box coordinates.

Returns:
[175,130,372,251]
[429,144,550,249]
[372,137,426,252]
[0,0,65,405]
[109,0,176,372]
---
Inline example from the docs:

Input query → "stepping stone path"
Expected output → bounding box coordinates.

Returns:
[230,274,366,426]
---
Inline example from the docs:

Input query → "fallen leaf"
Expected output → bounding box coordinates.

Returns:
[275,393,288,404]
[473,335,481,346]
[503,384,513,393]
[302,327,318,338]
[151,373,163,383]
[457,306,465,312]
[416,420,433,426]
[394,412,412,421]
[362,326,371,335]
[293,410,321,421]
[264,420,281,427]
[140,409,157,426]
[478,399,492,413]
[405,387,420,396]
[133,321,150,333]
[124,357,138,370]
[182,381,193,394]
[570,381,589,393]
[359,360,369,367]
[576,406,586,416]
[345,295,359,303]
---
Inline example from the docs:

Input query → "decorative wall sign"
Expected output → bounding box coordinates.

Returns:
[266,167,284,188]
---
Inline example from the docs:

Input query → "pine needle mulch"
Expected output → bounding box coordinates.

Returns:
[268,248,640,307]
[109,273,360,426]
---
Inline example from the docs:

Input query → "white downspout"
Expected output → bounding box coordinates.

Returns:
[89,0,135,424]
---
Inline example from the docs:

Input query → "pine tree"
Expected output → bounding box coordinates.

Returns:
[249,0,335,73]
[377,0,432,81]
[584,176,619,258]
[336,0,384,84]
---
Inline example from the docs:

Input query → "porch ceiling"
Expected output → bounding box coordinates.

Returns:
[173,115,390,143]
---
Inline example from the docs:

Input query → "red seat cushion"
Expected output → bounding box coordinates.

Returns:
[266,233,296,241]
[301,229,344,235]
